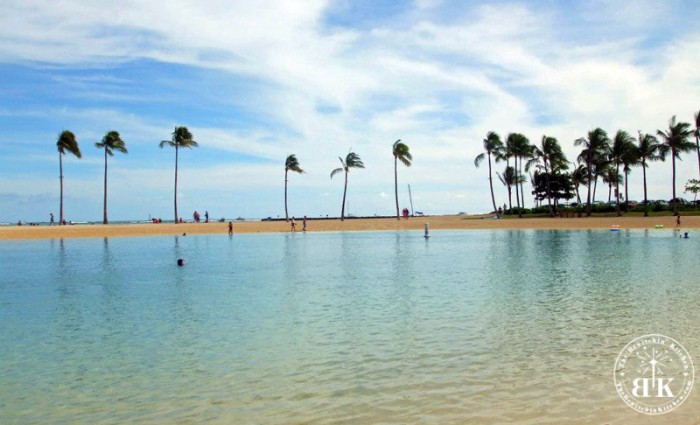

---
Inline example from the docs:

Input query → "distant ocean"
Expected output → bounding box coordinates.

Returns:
[1,230,698,424]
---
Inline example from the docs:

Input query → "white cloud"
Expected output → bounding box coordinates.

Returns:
[1,1,700,221]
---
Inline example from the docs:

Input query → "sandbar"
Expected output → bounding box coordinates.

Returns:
[1,215,698,240]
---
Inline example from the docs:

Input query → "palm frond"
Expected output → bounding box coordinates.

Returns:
[346,152,365,169]
[97,130,127,157]
[162,126,198,149]
[57,130,82,158]
[392,140,412,167]
[286,154,304,173]
[330,167,343,179]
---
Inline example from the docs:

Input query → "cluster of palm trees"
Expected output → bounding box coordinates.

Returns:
[57,126,414,224]
[475,111,700,217]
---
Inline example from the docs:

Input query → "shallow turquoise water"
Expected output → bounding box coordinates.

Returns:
[1,230,699,424]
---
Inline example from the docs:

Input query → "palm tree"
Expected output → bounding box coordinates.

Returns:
[621,140,640,212]
[95,131,127,224]
[57,130,82,225]
[529,135,568,216]
[506,133,531,217]
[694,109,700,180]
[392,140,412,219]
[497,166,521,213]
[331,151,364,221]
[602,167,622,203]
[636,131,664,216]
[571,162,588,205]
[160,126,198,223]
[474,132,504,216]
[609,130,635,216]
[575,128,609,216]
[284,154,304,221]
[657,116,695,215]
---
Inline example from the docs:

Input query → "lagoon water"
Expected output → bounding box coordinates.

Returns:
[1,229,699,424]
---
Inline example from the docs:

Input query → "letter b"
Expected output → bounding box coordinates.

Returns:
[632,378,650,397]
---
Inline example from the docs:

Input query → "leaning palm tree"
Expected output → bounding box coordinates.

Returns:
[575,128,609,216]
[636,131,664,216]
[95,131,127,224]
[657,116,695,215]
[331,151,364,221]
[57,130,82,225]
[392,140,412,219]
[160,126,198,223]
[474,132,504,215]
[284,154,304,221]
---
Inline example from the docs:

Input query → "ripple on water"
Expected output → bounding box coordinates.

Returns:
[1,230,699,424]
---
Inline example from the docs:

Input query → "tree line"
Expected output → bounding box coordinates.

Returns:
[56,128,414,224]
[474,111,700,217]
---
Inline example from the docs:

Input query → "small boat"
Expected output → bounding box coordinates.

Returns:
[610,225,620,232]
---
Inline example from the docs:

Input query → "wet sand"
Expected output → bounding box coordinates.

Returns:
[1,215,698,240]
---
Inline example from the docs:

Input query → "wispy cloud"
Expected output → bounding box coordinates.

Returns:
[1,1,699,221]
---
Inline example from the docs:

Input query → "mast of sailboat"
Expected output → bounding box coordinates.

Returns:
[408,184,414,216]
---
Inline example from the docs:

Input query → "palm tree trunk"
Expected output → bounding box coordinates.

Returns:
[514,157,521,217]
[624,169,629,214]
[59,152,64,225]
[341,169,348,221]
[696,133,700,181]
[487,153,497,215]
[643,159,649,217]
[586,162,592,216]
[394,156,400,220]
[519,161,526,213]
[615,164,621,216]
[506,159,512,213]
[507,183,512,213]
[285,169,289,221]
[672,150,677,216]
[593,174,598,202]
[575,185,580,204]
[544,160,553,217]
[103,148,109,224]
[174,145,179,223]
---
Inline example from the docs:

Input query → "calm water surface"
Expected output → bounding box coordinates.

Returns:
[1,229,699,424]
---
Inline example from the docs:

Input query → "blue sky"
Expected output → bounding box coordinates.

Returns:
[1,0,699,222]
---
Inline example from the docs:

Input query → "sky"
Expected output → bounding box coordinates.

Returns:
[1,0,699,223]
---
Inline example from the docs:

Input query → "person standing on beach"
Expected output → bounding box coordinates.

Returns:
[291,217,296,232]
[228,221,233,235]
[303,216,307,231]
[205,211,209,223]
[676,215,681,228]
[50,213,54,226]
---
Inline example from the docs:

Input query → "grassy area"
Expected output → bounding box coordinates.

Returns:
[479,210,700,219]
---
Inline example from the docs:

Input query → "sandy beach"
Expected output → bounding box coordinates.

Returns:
[1,215,698,240]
